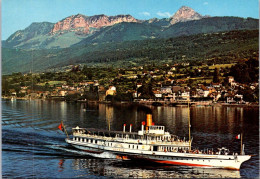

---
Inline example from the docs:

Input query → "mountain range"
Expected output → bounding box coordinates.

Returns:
[2,6,259,74]
[3,6,258,49]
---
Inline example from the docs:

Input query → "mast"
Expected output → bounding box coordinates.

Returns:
[188,97,191,151]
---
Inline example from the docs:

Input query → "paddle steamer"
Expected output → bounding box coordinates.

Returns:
[65,114,251,170]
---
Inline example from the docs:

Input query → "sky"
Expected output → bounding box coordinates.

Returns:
[1,0,259,40]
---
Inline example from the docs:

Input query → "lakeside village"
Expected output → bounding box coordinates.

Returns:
[2,60,259,107]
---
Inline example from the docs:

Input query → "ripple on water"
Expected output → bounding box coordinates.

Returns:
[1,100,259,178]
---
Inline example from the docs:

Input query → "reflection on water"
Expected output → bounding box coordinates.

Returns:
[2,99,259,178]
[70,158,241,178]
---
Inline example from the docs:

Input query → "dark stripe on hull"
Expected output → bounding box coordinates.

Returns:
[129,156,213,168]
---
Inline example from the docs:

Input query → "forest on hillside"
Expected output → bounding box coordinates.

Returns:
[2,29,259,74]
[65,29,259,66]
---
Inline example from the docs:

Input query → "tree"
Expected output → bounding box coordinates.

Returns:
[65,93,81,102]
[239,88,255,102]
[44,82,50,91]
[2,77,10,96]
[229,63,252,83]
[213,68,220,83]
[137,82,154,99]
[222,76,230,87]
[114,92,133,102]
[82,65,94,80]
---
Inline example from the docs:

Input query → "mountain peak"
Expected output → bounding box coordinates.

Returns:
[170,6,203,24]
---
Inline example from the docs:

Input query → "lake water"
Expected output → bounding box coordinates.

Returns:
[2,99,259,178]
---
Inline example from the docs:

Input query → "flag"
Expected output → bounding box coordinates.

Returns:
[236,134,240,139]
[58,122,64,132]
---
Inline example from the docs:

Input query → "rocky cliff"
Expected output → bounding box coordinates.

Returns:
[51,14,139,34]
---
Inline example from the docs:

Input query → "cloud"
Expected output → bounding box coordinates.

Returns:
[139,12,151,16]
[203,2,208,5]
[156,11,172,18]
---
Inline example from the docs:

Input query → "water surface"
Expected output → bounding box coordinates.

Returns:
[2,99,259,178]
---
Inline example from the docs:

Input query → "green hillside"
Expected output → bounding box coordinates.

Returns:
[2,29,258,74]
[160,16,258,38]
[76,22,162,45]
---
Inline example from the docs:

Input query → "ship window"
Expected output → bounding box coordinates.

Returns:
[95,140,97,144]
[154,146,158,151]
[220,161,222,162]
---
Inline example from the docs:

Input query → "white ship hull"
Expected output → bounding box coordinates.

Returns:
[128,153,251,170]
[66,138,251,170]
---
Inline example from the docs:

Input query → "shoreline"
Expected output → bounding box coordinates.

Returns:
[2,97,259,108]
